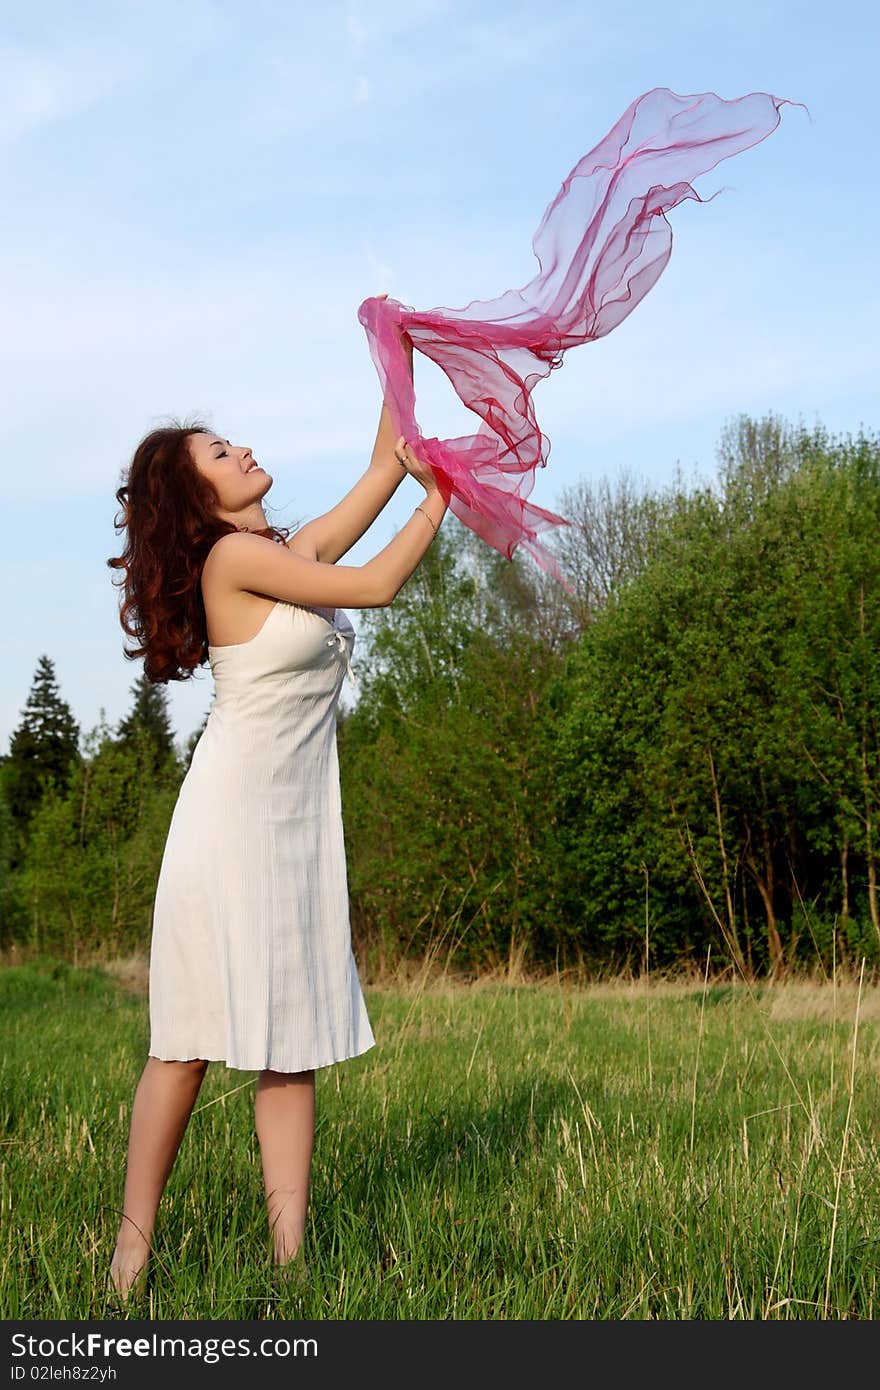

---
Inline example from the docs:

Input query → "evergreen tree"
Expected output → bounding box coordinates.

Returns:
[4,656,80,853]
[116,673,177,770]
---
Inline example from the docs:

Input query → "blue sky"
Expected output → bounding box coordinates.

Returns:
[1,0,875,751]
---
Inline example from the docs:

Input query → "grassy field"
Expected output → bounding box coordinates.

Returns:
[1,951,879,1320]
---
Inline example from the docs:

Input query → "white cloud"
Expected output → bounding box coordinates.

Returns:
[0,37,136,143]
[0,0,228,145]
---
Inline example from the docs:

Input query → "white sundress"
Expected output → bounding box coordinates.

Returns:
[147,599,376,1072]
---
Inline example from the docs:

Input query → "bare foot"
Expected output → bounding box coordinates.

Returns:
[273,1246,309,1285]
[109,1237,150,1299]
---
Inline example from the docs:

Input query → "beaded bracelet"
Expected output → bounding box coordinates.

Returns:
[414,505,437,536]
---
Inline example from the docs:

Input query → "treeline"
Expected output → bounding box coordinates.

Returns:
[0,660,188,962]
[341,412,880,976]
[1,413,877,977]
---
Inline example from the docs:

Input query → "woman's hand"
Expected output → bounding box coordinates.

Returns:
[394,436,437,495]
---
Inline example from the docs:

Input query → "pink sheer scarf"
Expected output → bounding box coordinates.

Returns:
[358,86,808,593]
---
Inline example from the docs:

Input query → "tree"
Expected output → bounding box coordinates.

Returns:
[340,515,566,972]
[4,656,80,859]
[15,713,182,959]
[116,674,177,770]
[549,416,880,974]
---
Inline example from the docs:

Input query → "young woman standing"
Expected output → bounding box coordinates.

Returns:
[107,323,446,1297]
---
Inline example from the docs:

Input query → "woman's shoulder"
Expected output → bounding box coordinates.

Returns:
[204,527,318,573]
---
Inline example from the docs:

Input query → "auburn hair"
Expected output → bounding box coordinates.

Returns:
[107,418,295,683]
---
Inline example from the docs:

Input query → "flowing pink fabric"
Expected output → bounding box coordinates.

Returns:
[358,86,808,593]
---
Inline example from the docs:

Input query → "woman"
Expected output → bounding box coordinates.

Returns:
[107,322,446,1297]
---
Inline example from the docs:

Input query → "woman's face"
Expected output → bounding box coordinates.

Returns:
[188,431,273,524]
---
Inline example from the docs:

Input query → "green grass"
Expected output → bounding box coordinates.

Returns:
[1,955,879,1319]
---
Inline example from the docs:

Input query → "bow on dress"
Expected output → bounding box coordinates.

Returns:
[357,87,807,596]
[326,628,357,693]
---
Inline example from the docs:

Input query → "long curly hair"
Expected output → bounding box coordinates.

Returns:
[107,417,295,683]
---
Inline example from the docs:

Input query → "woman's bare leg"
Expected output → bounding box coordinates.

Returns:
[109,1056,210,1296]
[254,1068,315,1266]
